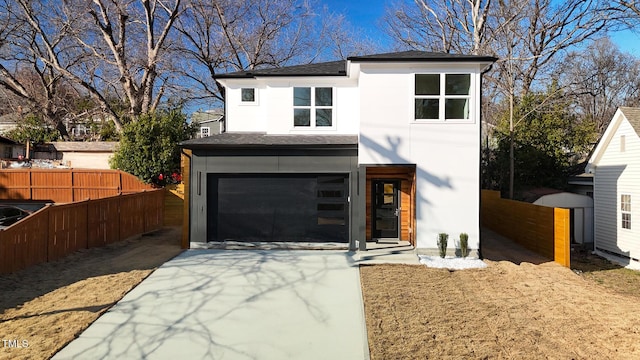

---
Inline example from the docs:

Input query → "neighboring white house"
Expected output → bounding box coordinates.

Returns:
[586,107,640,269]
[180,51,496,254]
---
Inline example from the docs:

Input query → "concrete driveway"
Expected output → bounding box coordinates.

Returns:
[53,250,369,360]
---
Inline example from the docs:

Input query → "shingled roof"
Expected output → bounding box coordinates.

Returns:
[180,133,358,149]
[216,50,497,79]
[619,107,640,137]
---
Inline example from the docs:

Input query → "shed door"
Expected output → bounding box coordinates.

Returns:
[208,174,348,242]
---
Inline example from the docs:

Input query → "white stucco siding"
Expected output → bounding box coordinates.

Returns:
[224,81,268,132]
[410,122,480,251]
[222,78,359,135]
[358,62,483,251]
[593,118,640,260]
[264,79,359,135]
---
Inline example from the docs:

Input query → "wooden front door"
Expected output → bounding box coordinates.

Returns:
[372,180,400,239]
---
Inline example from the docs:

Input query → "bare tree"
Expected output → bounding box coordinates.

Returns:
[0,0,95,139]
[4,0,183,132]
[176,0,378,105]
[559,38,640,133]
[384,0,493,54]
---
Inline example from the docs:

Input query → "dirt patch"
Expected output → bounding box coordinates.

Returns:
[571,247,640,299]
[0,227,183,360]
[361,260,640,359]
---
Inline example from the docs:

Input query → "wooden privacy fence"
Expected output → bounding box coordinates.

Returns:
[0,189,164,274]
[481,190,570,267]
[0,169,153,203]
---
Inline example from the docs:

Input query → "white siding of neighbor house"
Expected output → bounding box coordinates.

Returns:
[222,77,359,135]
[357,62,484,252]
[591,116,640,261]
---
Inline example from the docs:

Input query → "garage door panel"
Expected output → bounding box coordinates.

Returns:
[208,175,348,242]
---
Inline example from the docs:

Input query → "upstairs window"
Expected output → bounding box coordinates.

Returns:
[200,126,210,138]
[621,194,631,229]
[293,87,333,127]
[241,88,256,104]
[415,73,471,122]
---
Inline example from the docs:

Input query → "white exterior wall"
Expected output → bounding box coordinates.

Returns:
[64,152,113,169]
[224,81,268,132]
[357,62,483,252]
[591,117,640,262]
[222,78,359,135]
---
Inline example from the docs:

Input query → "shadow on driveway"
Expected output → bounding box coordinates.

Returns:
[52,250,369,360]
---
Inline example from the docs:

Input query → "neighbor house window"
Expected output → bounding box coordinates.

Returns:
[415,73,471,121]
[621,194,631,229]
[293,87,333,127]
[241,88,255,103]
[200,126,210,137]
[621,135,626,152]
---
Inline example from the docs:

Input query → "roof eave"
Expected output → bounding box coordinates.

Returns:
[347,55,498,63]
[180,143,358,150]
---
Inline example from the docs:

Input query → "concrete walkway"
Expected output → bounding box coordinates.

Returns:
[53,250,369,360]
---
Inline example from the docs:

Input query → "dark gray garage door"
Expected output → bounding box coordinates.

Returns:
[207,174,348,242]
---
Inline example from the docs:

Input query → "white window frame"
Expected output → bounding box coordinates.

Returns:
[413,73,473,123]
[200,126,210,138]
[621,194,631,230]
[240,88,258,105]
[292,86,335,129]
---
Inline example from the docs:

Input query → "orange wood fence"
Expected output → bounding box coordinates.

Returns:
[481,190,570,267]
[0,189,164,274]
[0,169,153,202]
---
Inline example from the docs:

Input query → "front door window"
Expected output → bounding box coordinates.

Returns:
[373,180,400,239]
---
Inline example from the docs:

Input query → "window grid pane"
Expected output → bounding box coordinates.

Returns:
[294,87,311,106]
[415,99,439,119]
[294,109,310,126]
[445,74,471,95]
[445,98,470,119]
[241,88,255,102]
[621,194,631,229]
[415,74,440,95]
[315,88,332,106]
[316,109,332,126]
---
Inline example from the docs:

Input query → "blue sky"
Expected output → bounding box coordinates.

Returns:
[323,0,640,57]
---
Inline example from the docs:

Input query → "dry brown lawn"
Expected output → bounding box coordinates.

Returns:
[361,256,640,359]
[0,227,183,360]
[2,230,640,360]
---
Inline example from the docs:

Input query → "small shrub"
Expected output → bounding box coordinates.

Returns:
[459,233,469,258]
[437,233,448,258]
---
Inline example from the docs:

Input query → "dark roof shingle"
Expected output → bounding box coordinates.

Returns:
[180,132,358,149]
[216,51,497,79]
[620,107,640,137]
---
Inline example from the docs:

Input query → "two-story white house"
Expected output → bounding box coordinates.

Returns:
[181,51,496,255]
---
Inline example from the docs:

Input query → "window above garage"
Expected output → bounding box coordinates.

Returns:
[293,87,334,128]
